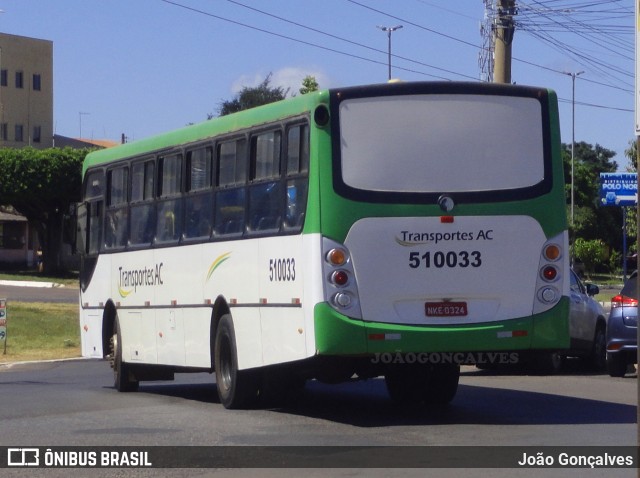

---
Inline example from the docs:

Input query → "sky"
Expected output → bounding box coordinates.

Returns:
[0,0,634,167]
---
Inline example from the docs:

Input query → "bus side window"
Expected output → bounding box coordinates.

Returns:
[184,147,213,240]
[248,130,282,233]
[130,160,155,247]
[215,139,247,236]
[156,153,183,244]
[284,123,309,231]
[104,166,129,250]
[87,200,102,255]
[83,170,104,255]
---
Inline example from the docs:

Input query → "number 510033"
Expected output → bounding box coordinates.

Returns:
[409,250,482,269]
[269,258,296,281]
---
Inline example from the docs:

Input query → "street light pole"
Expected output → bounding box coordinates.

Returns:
[377,25,402,80]
[564,70,584,225]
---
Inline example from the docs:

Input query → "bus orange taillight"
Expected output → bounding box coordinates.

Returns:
[326,248,347,266]
[543,244,561,261]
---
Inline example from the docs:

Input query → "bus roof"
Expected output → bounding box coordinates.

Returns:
[82,81,555,177]
[82,88,330,176]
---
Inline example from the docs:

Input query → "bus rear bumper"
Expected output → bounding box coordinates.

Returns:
[313,298,570,355]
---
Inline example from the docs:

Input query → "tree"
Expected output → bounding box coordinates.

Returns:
[0,147,89,273]
[299,75,319,95]
[217,73,289,117]
[572,238,607,278]
[623,140,637,255]
[562,141,621,253]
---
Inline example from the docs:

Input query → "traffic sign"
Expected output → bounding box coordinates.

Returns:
[599,172,638,207]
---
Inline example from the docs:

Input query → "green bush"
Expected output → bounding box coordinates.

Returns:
[572,238,606,278]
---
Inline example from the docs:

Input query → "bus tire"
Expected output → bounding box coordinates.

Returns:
[111,317,139,392]
[214,314,259,409]
[423,364,460,405]
[384,365,428,405]
[533,351,563,374]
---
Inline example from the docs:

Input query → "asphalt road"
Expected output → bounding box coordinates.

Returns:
[0,358,635,478]
[0,283,79,304]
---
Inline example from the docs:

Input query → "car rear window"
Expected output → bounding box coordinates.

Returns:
[621,273,638,300]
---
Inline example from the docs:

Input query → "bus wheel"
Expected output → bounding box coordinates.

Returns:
[423,364,460,405]
[530,351,563,375]
[111,317,139,392]
[385,365,428,405]
[214,314,259,409]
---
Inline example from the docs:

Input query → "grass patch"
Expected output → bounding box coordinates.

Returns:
[0,301,80,363]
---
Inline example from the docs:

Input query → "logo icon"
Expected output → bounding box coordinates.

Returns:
[8,448,40,466]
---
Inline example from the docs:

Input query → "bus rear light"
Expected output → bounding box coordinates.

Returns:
[533,232,568,315]
[541,265,558,282]
[498,330,528,338]
[543,244,561,261]
[322,237,362,319]
[326,248,348,266]
[538,286,558,303]
[333,292,352,307]
[331,270,349,286]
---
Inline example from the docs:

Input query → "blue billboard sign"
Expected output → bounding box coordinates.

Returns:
[599,172,637,207]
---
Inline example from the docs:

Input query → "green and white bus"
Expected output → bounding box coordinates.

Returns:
[74,82,570,408]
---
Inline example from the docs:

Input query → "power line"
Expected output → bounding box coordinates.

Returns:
[160,0,633,113]
[159,0,474,81]
[223,0,477,80]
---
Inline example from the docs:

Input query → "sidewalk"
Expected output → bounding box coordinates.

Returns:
[0,279,65,288]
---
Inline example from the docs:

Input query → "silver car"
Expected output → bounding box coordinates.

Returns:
[536,270,607,373]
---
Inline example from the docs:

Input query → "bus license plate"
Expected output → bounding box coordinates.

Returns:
[425,302,468,317]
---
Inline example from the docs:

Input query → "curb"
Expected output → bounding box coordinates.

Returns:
[0,279,64,288]
[0,356,92,369]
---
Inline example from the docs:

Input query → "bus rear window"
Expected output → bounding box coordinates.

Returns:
[338,94,545,194]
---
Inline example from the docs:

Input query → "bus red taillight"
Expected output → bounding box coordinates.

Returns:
[541,265,558,282]
[331,270,349,286]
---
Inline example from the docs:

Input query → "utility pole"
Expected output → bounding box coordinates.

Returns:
[564,70,584,226]
[377,25,403,81]
[493,0,516,84]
